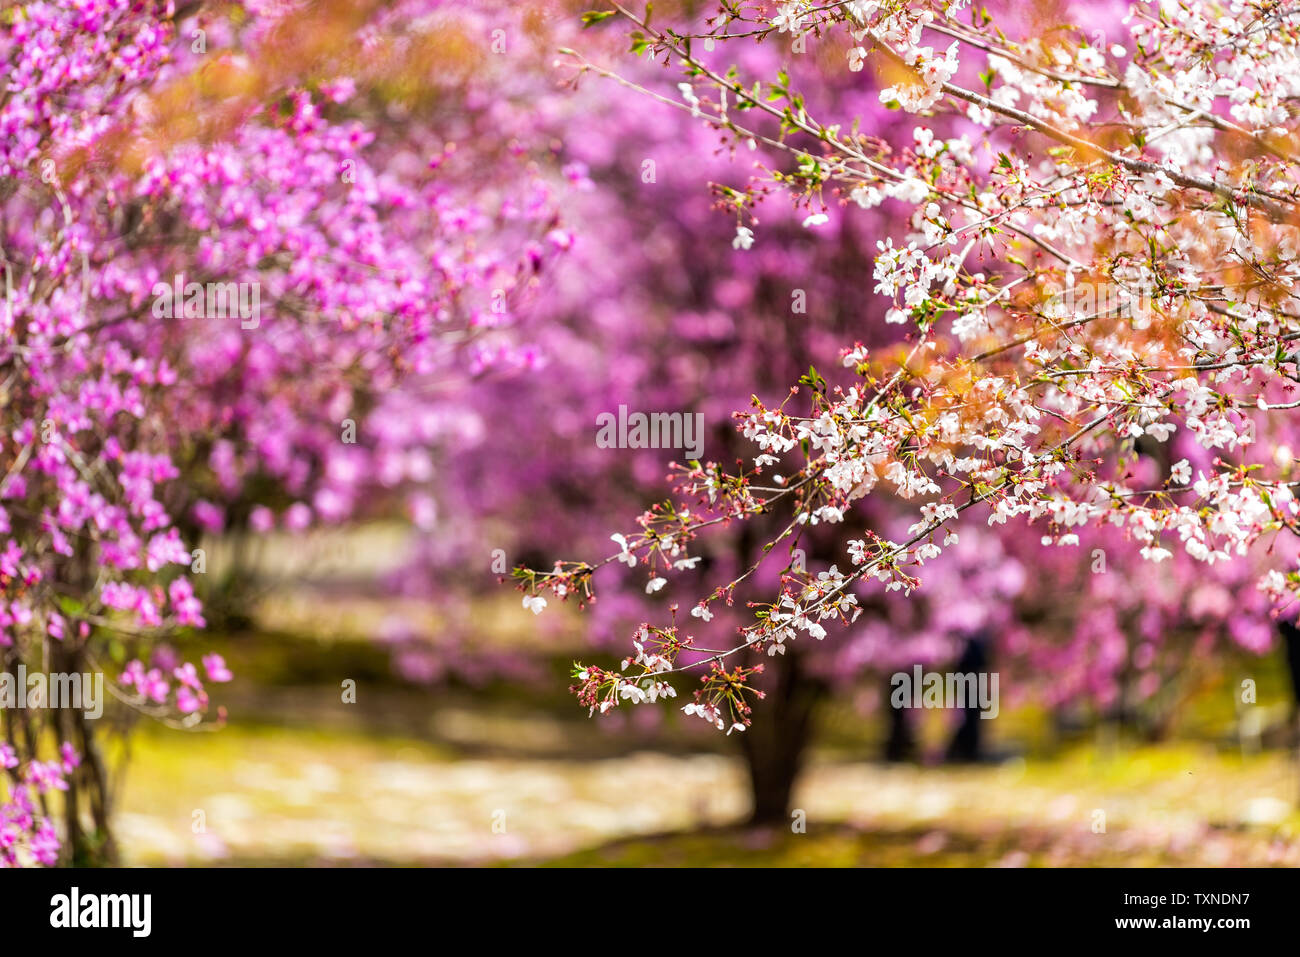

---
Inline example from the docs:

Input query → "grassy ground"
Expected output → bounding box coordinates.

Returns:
[105,545,1300,867]
[114,716,1300,866]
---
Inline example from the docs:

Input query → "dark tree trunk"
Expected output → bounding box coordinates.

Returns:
[55,644,117,866]
[52,549,119,866]
[944,633,990,764]
[1278,619,1300,749]
[737,650,824,825]
[883,671,918,762]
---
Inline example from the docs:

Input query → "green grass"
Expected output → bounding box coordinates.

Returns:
[111,713,1300,866]
[100,573,1300,867]
[530,823,1204,867]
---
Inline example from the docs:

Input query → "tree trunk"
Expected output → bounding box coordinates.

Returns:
[52,549,119,866]
[54,641,118,866]
[944,632,990,763]
[737,650,823,826]
[1278,619,1300,802]
[883,671,918,762]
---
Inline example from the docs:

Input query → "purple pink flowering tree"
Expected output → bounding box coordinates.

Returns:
[1,0,566,865]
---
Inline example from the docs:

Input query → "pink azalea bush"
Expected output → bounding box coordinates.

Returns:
[0,0,569,864]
